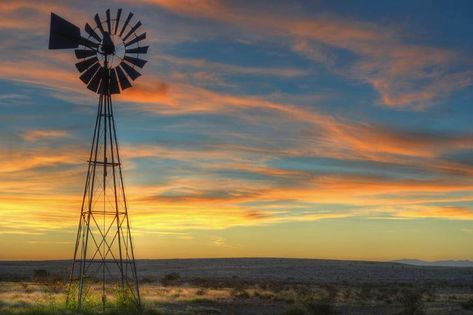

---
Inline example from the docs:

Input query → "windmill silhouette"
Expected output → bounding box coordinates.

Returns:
[48,8,148,309]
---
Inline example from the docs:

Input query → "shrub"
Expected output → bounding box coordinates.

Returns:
[109,290,142,315]
[33,269,49,282]
[398,289,425,315]
[195,288,207,296]
[460,298,473,311]
[44,278,65,294]
[160,272,180,286]
[254,289,274,300]
[322,284,338,302]
[230,288,250,299]
[272,289,297,304]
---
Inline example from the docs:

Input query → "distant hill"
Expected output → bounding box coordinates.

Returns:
[1,258,473,285]
[392,259,473,267]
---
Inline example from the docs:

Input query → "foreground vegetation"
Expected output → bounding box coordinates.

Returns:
[1,272,473,314]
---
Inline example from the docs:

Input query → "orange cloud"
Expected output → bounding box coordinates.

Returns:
[22,129,70,142]
[2,1,470,109]
[2,139,473,241]
[0,146,83,174]
[0,59,84,94]
[141,0,472,107]
[396,206,473,220]
[117,79,473,167]
[155,54,309,78]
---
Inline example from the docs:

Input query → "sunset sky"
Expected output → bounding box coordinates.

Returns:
[1,0,473,261]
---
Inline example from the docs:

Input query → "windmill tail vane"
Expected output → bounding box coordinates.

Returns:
[48,8,148,309]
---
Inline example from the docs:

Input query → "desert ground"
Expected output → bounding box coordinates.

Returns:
[0,258,472,314]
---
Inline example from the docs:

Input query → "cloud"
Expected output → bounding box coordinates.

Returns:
[118,80,170,104]
[22,129,70,141]
[1,0,473,247]
[1,138,473,240]
[2,1,470,110]
[0,1,54,31]
[154,54,309,79]
[116,79,473,168]
[0,59,85,95]
[396,206,473,220]
[0,146,82,174]
[143,0,473,107]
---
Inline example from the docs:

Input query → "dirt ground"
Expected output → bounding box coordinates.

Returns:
[0,258,472,314]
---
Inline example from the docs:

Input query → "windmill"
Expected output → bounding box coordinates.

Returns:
[48,8,148,309]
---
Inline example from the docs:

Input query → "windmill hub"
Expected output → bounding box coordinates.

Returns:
[100,32,116,55]
[98,34,125,68]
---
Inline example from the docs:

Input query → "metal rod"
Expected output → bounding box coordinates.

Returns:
[110,100,141,305]
[70,51,140,310]
[67,91,102,305]
[101,56,109,312]
[107,93,125,291]
[78,92,104,308]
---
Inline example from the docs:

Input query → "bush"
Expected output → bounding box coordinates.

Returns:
[33,269,49,282]
[108,290,142,315]
[398,289,425,315]
[160,272,180,286]
[195,288,207,296]
[460,298,473,311]
[322,284,338,302]
[230,288,250,299]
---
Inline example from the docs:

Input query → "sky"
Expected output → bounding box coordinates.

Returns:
[0,0,473,261]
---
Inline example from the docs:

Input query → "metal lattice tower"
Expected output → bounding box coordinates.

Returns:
[48,8,149,308]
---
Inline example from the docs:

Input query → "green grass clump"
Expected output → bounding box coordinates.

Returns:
[0,288,165,315]
[460,298,473,311]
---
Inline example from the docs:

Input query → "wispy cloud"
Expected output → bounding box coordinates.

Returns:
[143,0,473,108]
[22,129,70,141]
[1,1,472,259]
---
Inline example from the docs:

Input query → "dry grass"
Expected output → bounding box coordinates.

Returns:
[1,281,473,315]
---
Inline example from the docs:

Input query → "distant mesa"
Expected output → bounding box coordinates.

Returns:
[392,259,473,268]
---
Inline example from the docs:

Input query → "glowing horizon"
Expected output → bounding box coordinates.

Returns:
[0,0,472,261]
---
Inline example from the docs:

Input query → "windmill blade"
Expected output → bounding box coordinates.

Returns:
[124,33,146,47]
[79,62,100,84]
[122,21,142,41]
[94,13,105,35]
[115,65,132,90]
[85,23,101,42]
[119,62,141,81]
[124,56,147,68]
[106,9,111,33]
[75,56,98,73]
[109,69,120,94]
[119,12,133,37]
[114,9,122,34]
[75,49,96,59]
[125,46,149,54]
[78,37,100,50]
[87,66,105,92]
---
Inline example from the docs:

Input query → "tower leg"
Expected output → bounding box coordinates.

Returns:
[67,83,140,309]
